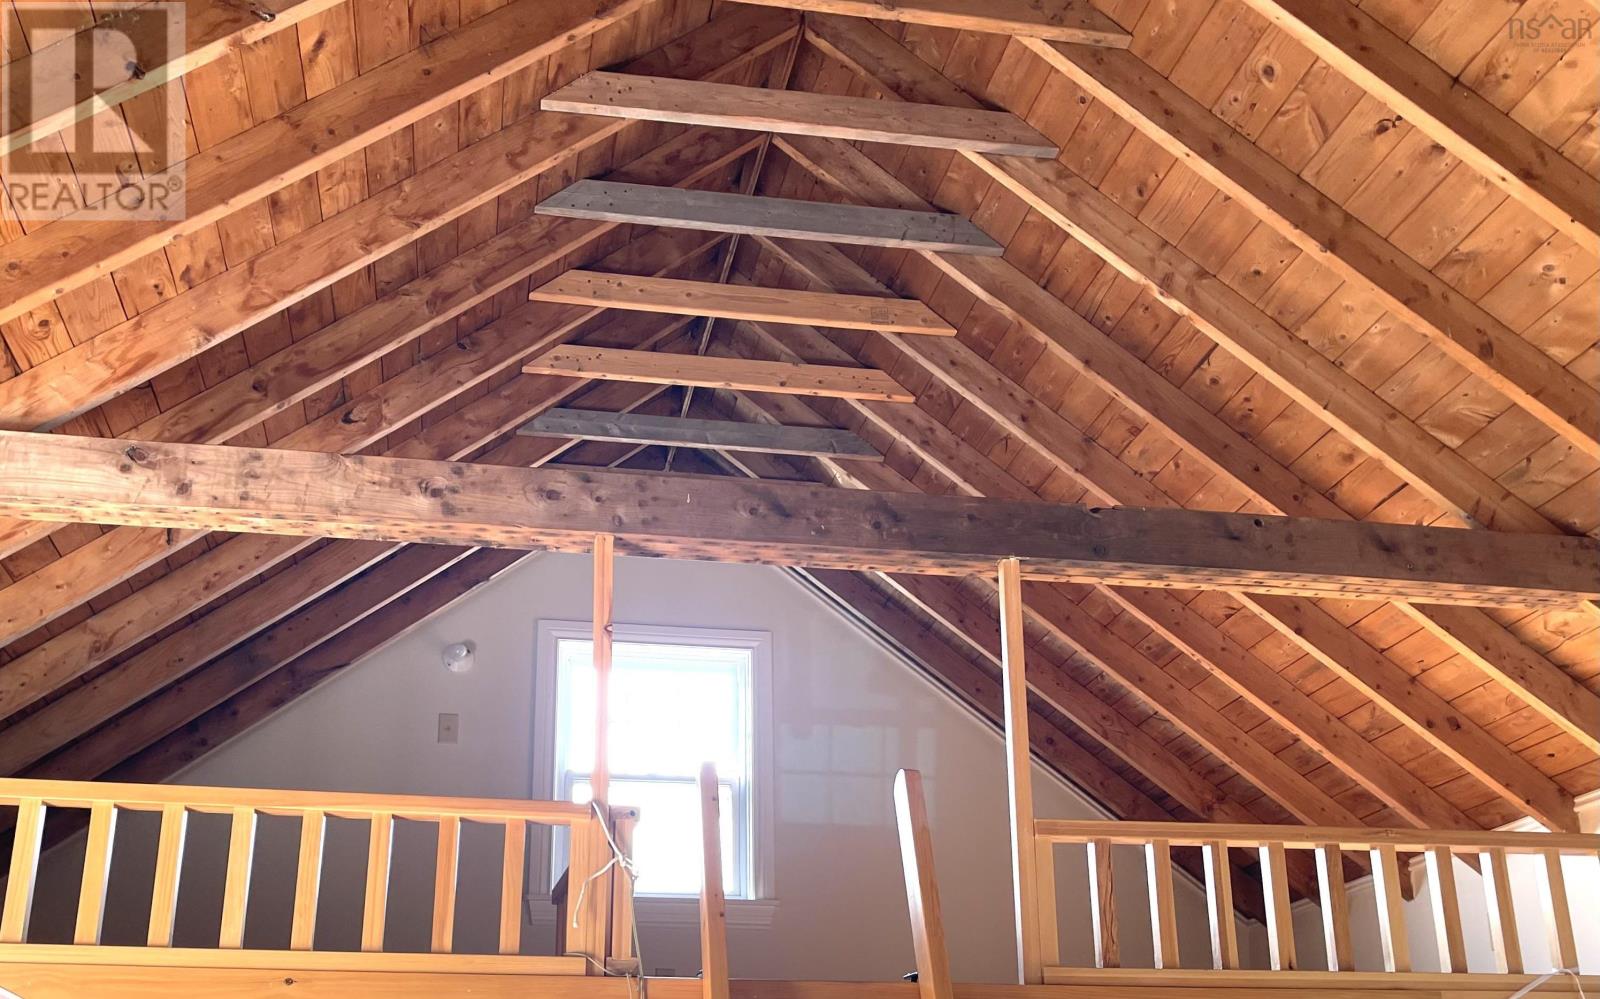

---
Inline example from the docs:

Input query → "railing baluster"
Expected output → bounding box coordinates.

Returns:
[1370,843,1411,973]
[291,809,326,951]
[1259,840,1296,971]
[1424,846,1466,973]
[1086,837,1118,969]
[1,799,46,944]
[1201,840,1238,970]
[432,816,461,954]
[1540,849,1578,970]
[698,764,731,999]
[893,770,954,999]
[500,819,527,956]
[1314,843,1354,972]
[1035,837,1060,969]
[148,803,189,947]
[1479,846,1522,973]
[73,802,118,946]
[1145,839,1179,970]
[362,812,394,953]
[219,806,256,949]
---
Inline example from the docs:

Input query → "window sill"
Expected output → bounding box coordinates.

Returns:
[527,896,778,929]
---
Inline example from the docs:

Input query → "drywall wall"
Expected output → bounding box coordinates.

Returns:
[19,553,1267,980]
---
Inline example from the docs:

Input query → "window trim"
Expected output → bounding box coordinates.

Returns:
[531,620,775,902]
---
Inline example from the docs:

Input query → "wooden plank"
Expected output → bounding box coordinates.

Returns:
[1034,839,1060,968]
[1541,849,1579,970]
[73,803,117,945]
[291,811,325,951]
[1314,844,1354,973]
[728,0,1130,46]
[1143,840,1179,971]
[544,73,1057,157]
[1480,847,1523,974]
[997,558,1042,985]
[432,817,461,954]
[1034,821,1600,853]
[1201,841,1238,970]
[524,346,915,403]
[522,409,881,460]
[500,821,527,956]
[0,0,341,156]
[147,804,188,947]
[219,807,256,949]
[591,532,615,806]
[1424,847,1466,974]
[1370,844,1412,973]
[536,181,1003,255]
[1238,0,1600,253]
[608,807,638,966]
[529,271,957,335]
[0,431,1596,606]
[1259,842,1296,971]
[893,770,954,999]
[697,764,730,999]
[362,814,394,952]
[0,799,45,943]
[1021,38,1600,461]
[1086,839,1117,969]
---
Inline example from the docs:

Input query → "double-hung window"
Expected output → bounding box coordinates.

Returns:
[537,622,768,900]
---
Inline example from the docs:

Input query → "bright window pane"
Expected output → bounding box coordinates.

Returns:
[570,779,736,897]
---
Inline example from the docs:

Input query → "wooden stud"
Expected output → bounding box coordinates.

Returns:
[500,821,527,956]
[529,271,957,336]
[219,806,257,949]
[291,810,326,951]
[1144,839,1179,970]
[432,817,461,954]
[522,410,882,461]
[0,799,46,943]
[1086,838,1118,969]
[1424,847,1466,974]
[536,181,1003,256]
[1259,841,1296,971]
[73,804,117,945]
[698,764,731,999]
[893,770,954,999]
[147,803,188,947]
[1201,841,1238,970]
[1541,849,1579,970]
[592,533,615,806]
[524,347,915,403]
[727,0,1131,45]
[997,557,1042,985]
[1480,847,1523,974]
[608,807,639,965]
[1314,844,1354,972]
[1370,844,1411,972]
[544,73,1058,157]
[362,813,393,953]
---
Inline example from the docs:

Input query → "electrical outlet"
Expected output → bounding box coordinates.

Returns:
[437,712,459,744]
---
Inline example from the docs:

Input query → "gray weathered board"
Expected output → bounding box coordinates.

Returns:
[520,409,883,460]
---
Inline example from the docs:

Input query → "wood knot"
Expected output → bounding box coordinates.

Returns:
[123,445,153,465]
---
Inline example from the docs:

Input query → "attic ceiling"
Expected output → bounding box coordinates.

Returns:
[0,0,1596,872]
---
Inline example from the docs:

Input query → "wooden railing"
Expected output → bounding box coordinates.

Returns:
[0,776,628,974]
[1030,820,1600,985]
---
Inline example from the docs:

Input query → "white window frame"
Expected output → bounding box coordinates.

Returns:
[531,620,775,904]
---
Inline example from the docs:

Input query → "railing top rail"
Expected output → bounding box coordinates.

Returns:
[1033,819,1600,854]
[0,776,594,825]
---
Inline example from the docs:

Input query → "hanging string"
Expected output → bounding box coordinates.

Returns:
[1505,968,1588,999]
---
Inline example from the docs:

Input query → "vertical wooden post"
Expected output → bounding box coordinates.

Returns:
[432,816,461,954]
[1086,838,1118,969]
[1370,844,1411,972]
[147,803,188,947]
[1035,838,1060,968]
[565,814,610,969]
[1314,843,1354,972]
[361,812,393,952]
[74,802,118,945]
[698,763,731,999]
[609,806,640,967]
[219,806,256,949]
[1479,847,1522,973]
[1259,841,1297,970]
[0,799,45,944]
[893,769,954,999]
[1424,846,1466,973]
[1541,849,1578,970]
[291,810,326,951]
[591,533,615,806]
[1145,839,1180,970]
[499,820,527,955]
[997,557,1042,985]
[1201,840,1238,970]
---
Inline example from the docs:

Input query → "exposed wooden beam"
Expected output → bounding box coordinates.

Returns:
[1238,0,1600,254]
[0,10,787,432]
[523,346,916,402]
[728,0,1131,46]
[1018,34,1600,461]
[0,0,756,327]
[0,432,1594,606]
[521,409,881,460]
[536,180,1003,255]
[543,72,1058,157]
[0,0,342,157]
[529,271,958,335]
